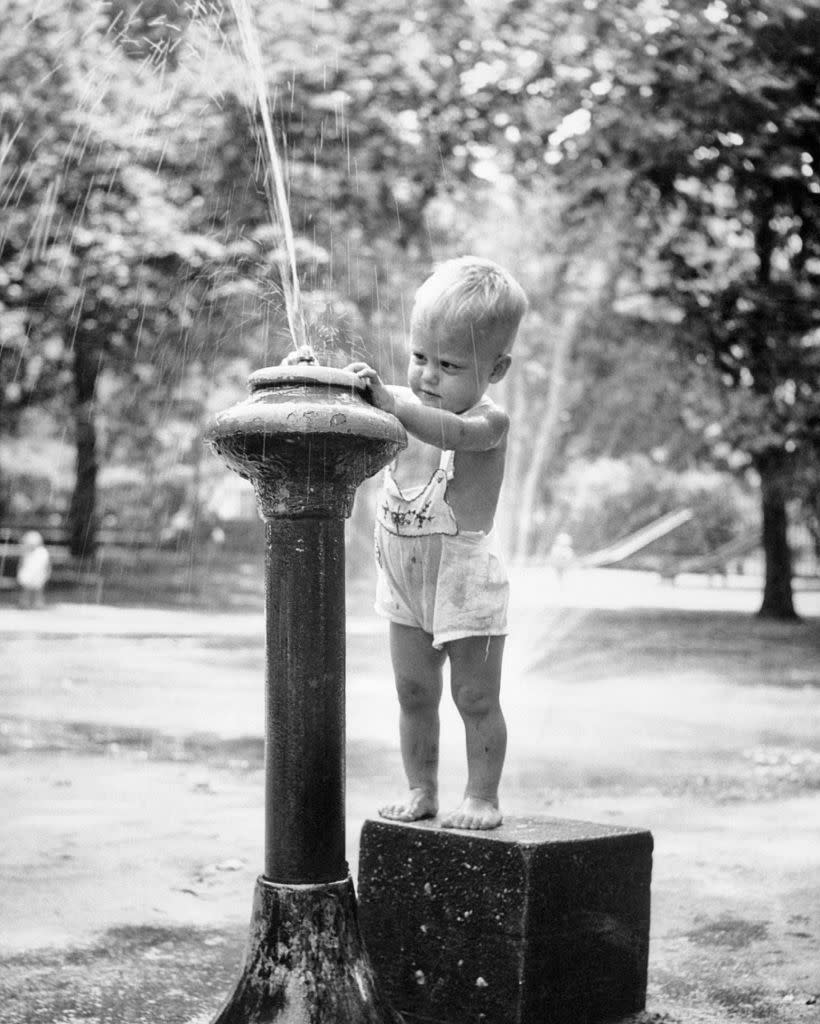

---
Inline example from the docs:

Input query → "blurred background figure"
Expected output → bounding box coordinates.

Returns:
[16,531,51,609]
[549,532,575,582]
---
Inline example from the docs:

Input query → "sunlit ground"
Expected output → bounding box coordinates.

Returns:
[0,567,818,1022]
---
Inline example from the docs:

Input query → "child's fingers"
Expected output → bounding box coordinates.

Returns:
[282,345,317,366]
[355,367,381,387]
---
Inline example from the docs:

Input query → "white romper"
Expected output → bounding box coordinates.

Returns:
[374,442,509,649]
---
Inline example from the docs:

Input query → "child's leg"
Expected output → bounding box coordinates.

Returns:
[379,622,446,822]
[441,635,506,830]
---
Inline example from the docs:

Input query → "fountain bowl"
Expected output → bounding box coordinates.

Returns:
[205,364,406,519]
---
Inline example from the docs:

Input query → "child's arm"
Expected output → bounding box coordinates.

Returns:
[346,363,508,451]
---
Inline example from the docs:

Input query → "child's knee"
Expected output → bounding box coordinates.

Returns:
[452,683,499,718]
[395,674,439,710]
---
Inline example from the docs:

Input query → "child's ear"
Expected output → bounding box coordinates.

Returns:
[489,354,512,383]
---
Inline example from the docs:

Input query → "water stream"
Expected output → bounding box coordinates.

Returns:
[228,0,307,353]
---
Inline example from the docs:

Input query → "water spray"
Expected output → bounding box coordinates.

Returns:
[228,0,307,351]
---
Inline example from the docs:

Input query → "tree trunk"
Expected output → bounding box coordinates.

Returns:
[511,317,574,562]
[67,333,100,558]
[755,448,798,620]
[494,364,524,556]
[510,246,620,562]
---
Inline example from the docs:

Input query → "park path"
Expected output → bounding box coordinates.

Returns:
[0,568,818,1023]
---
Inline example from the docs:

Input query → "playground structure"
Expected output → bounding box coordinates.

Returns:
[660,530,762,582]
[578,509,694,571]
[572,509,777,583]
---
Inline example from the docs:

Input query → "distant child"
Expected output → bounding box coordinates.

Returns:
[17,531,51,608]
[549,532,575,581]
[347,256,528,830]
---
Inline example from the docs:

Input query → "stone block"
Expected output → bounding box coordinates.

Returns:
[357,816,653,1024]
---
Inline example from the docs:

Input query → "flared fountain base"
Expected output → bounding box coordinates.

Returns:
[210,876,401,1024]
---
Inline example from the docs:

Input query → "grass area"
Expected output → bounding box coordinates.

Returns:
[0,536,391,612]
[0,544,268,611]
[92,547,269,610]
[2,545,818,697]
[525,605,820,689]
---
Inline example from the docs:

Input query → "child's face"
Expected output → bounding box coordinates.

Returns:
[407,320,505,415]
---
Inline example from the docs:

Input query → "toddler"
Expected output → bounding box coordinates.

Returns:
[17,530,51,608]
[348,256,527,830]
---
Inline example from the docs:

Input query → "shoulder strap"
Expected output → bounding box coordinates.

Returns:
[439,448,455,480]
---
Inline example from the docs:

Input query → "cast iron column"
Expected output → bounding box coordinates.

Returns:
[205,363,405,1024]
[264,516,346,882]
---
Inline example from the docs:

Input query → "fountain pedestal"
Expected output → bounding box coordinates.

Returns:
[205,364,406,1024]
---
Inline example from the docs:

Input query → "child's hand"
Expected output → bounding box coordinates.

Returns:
[345,362,397,415]
[280,346,318,366]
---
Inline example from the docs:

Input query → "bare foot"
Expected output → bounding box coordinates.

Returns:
[440,797,502,830]
[379,788,438,822]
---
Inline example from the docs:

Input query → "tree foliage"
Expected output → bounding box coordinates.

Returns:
[2,0,816,607]
[0,0,312,548]
[483,0,820,614]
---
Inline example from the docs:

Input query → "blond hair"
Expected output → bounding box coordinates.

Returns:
[411,256,528,355]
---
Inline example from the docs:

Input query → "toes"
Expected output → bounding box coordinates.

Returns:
[442,815,471,830]
[379,798,437,822]
[440,806,502,830]
[444,814,476,830]
[380,805,409,821]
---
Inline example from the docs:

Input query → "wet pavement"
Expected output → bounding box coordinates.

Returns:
[1,568,819,1022]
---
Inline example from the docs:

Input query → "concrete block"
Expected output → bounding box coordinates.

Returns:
[357,816,653,1024]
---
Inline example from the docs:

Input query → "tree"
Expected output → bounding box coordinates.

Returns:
[0,1,289,553]
[2,4,183,548]
[490,0,820,617]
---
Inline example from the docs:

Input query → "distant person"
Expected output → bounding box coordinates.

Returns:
[549,532,575,581]
[17,531,51,609]
[346,256,528,831]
